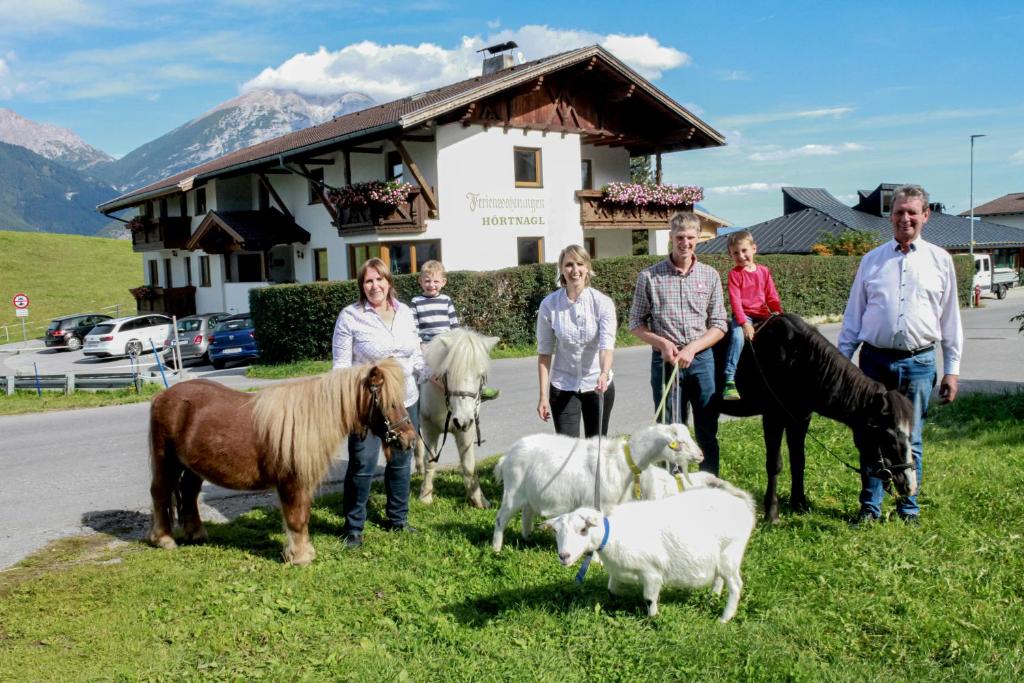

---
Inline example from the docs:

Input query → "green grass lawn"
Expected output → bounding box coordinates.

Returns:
[0,383,163,416]
[0,230,141,340]
[1,393,1022,680]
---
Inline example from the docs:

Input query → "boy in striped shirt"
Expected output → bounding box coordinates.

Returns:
[412,260,499,400]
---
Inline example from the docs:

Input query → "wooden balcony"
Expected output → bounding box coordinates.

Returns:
[576,189,692,229]
[129,216,193,252]
[335,187,429,237]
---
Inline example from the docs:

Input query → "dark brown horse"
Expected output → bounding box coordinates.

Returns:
[717,314,916,522]
[148,360,415,564]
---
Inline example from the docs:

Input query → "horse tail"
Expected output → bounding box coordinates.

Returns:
[493,455,506,484]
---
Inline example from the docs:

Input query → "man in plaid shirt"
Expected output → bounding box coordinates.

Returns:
[629,212,727,475]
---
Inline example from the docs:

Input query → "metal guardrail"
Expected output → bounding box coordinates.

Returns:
[1,372,156,395]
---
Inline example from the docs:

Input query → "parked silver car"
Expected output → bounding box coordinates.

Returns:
[163,312,228,366]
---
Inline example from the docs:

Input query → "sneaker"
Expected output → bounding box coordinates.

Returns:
[343,533,363,548]
[723,381,740,401]
[898,514,920,526]
[481,387,500,401]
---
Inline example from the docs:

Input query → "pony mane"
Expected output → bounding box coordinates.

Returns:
[771,314,885,414]
[423,328,492,382]
[250,359,406,491]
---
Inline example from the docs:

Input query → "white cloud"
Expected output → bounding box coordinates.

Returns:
[682,101,704,116]
[1010,149,1024,165]
[0,0,107,34]
[719,106,855,127]
[243,25,691,101]
[748,142,866,162]
[486,18,501,29]
[707,182,787,195]
[718,69,750,81]
[796,107,854,119]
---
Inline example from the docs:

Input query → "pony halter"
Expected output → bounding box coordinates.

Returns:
[369,383,411,446]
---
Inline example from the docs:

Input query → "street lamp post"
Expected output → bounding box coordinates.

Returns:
[969,133,986,307]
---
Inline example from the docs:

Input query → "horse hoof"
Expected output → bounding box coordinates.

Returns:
[150,534,178,550]
[419,493,434,505]
[283,546,316,566]
[765,509,781,524]
[471,496,490,509]
[185,528,208,544]
[791,499,811,514]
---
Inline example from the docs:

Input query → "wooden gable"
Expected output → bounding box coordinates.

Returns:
[441,57,709,155]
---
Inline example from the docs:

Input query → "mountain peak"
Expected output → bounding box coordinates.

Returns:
[107,88,375,191]
[0,108,114,171]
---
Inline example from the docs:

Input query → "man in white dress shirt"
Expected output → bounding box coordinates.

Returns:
[838,184,963,524]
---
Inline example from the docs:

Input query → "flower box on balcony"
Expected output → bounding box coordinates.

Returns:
[576,184,702,229]
[328,183,428,236]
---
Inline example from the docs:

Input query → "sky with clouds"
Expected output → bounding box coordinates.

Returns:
[1,0,1022,226]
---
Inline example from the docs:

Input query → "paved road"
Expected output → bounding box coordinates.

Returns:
[2,289,1022,569]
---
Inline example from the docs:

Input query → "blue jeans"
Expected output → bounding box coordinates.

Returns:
[342,401,420,536]
[650,348,720,475]
[857,345,935,518]
[723,320,745,382]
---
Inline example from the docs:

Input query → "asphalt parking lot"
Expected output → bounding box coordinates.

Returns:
[0,340,259,388]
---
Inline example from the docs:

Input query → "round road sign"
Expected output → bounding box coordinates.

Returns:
[12,293,30,309]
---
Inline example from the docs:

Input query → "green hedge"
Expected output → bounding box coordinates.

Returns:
[251,253,974,364]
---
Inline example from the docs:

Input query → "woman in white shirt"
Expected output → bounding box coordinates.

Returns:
[536,244,616,437]
[332,257,424,548]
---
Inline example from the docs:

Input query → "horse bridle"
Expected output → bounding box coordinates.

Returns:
[423,374,486,463]
[368,383,412,446]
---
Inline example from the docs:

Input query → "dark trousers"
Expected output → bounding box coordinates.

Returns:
[549,382,615,438]
[650,348,720,475]
[342,401,420,536]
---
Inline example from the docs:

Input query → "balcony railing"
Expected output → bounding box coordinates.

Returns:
[129,216,193,252]
[576,190,693,229]
[334,187,429,236]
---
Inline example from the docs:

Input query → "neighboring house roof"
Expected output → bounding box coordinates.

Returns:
[99,45,724,214]
[697,185,1024,254]
[186,209,311,253]
[694,204,730,228]
[960,192,1024,217]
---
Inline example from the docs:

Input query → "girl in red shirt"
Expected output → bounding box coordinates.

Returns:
[723,231,783,399]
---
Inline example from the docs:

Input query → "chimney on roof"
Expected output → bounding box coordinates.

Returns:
[478,41,518,75]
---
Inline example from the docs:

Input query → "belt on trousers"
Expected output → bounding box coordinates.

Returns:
[863,342,935,359]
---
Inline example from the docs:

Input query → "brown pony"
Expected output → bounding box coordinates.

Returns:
[147,360,414,565]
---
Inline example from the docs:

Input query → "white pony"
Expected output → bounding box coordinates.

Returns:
[414,328,499,508]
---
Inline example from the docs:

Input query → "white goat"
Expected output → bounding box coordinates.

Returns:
[491,423,702,552]
[541,486,756,623]
[639,466,736,499]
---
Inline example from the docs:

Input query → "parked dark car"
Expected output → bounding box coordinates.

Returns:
[162,312,228,366]
[208,313,260,369]
[44,313,113,351]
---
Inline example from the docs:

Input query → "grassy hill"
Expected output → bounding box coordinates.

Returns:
[0,230,141,340]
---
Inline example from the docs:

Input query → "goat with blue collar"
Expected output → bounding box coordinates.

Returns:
[540,485,756,623]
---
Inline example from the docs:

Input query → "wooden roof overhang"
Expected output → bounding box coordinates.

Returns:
[186,209,311,254]
[402,46,725,156]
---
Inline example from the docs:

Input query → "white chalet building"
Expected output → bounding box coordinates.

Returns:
[98,45,725,317]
